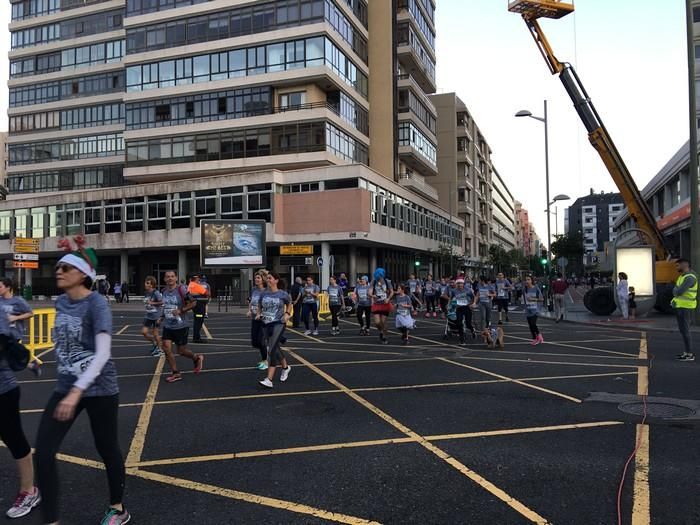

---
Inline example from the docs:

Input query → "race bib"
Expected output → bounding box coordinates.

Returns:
[164,305,177,319]
[456,298,468,306]
[358,289,367,299]
[398,307,411,316]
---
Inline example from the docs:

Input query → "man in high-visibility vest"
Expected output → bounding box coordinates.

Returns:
[671,258,697,362]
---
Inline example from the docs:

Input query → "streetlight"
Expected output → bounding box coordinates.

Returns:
[516,100,554,275]
[544,194,570,237]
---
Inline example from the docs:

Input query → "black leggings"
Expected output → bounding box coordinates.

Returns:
[251,319,266,360]
[0,387,31,460]
[35,392,124,524]
[357,305,371,329]
[527,315,540,339]
[439,297,449,315]
[302,302,319,330]
[263,322,286,367]
[330,304,342,328]
[425,295,436,312]
[456,306,474,341]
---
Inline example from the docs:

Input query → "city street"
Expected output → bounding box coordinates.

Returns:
[1,309,698,524]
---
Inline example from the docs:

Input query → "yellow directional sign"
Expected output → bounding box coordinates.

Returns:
[14,245,40,254]
[14,238,40,246]
[280,245,314,255]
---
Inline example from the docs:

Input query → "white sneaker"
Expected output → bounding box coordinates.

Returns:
[280,365,292,382]
[6,488,40,519]
[304,330,312,335]
[312,330,319,336]
[259,378,273,388]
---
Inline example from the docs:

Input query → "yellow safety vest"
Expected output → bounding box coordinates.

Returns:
[672,272,698,309]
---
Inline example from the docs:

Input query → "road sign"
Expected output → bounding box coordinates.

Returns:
[12,261,38,269]
[280,245,313,255]
[14,237,40,246]
[317,257,323,267]
[13,253,39,261]
[14,245,40,254]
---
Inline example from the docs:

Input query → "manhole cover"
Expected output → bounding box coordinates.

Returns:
[618,402,696,418]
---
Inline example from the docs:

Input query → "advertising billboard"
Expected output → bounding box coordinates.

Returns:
[200,220,266,268]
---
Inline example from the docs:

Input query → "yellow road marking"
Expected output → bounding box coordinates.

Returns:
[133,421,624,468]
[637,367,648,397]
[638,332,648,360]
[126,355,165,468]
[287,349,550,524]
[116,324,130,335]
[130,469,382,525]
[632,424,651,525]
[438,358,582,404]
[203,324,213,340]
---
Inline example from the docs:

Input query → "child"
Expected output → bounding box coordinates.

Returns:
[394,285,416,345]
[628,286,636,320]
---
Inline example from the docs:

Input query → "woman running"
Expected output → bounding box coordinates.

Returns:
[35,238,130,525]
[354,275,372,335]
[257,272,292,389]
[248,272,268,370]
[438,277,450,319]
[327,276,345,336]
[394,285,416,345]
[523,275,544,345]
[448,278,477,344]
[423,274,437,318]
[369,268,394,345]
[476,276,496,329]
[141,276,163,357]
[0,278,40,520]
[301,276,320,336]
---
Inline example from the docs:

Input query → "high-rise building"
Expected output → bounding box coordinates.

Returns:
[565,189,624,261]
[514,201,530,255]
[0,132,7,200]
[491,167,516,251]
[3,0,465,293]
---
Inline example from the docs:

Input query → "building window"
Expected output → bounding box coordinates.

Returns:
[10,72,125,108]
[147,195,167,231]
[279,91,306,109]
[397,122,437,166]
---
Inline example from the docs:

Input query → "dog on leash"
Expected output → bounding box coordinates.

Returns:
[481,322,505,349]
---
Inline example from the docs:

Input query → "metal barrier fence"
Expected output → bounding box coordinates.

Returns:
[27,307,56,365]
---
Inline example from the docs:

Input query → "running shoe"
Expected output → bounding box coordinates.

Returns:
[5,488,40,519]
[193,354,204,374]
[259,378,273,388]
[402,338,409,346]
[424,312,430,318]
[677,353,696,361]
[100,507,131,525]
[432,312,437,318]
[165,372,182,383]
[27,361,42,378]
[537,334,544,344]
[312,330,319,336]
[150,346,163,357]
[280,365,292,382]
[304,330,312,335]
[256,361,269,370]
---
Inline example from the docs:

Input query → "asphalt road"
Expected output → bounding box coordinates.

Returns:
[1,306,698,524]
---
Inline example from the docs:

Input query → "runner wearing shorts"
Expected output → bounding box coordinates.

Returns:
[142,276,163,357]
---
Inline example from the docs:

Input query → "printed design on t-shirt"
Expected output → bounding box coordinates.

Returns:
[55,312,93,377]
[374,281,388,302]
[163,293,181,320]
[396,296,412,316]
[261,295,283,323]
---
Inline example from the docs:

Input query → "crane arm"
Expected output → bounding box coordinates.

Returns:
[515,6,670,261]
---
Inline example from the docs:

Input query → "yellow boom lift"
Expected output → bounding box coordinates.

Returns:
[508,0,677,315]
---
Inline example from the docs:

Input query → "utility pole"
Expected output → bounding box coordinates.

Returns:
[687,0,700,321]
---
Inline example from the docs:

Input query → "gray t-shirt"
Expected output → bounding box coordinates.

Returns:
[355,284,371,306]
[161,285,193,330]
[423,280,437,296]
[451,288,474,306]
[371,279,393,304]
[302,284,320,304]
[0,296,32,341]
[327,285,344,305]
[524,286,543,317]
[249,287,265,315]
[54,292,117,397]
[259,290,291,324]
[143,290,163,321]
[0,307,16,395]
[407,279,420,294]
[395,295,413,316]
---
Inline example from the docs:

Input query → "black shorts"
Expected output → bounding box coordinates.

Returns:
[143,318,159,328]
[162,327,189,346]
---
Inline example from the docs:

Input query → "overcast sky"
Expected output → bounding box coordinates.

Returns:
[0,1,690,243]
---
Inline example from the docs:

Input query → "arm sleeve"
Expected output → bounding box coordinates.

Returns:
[16,298,33,316]
[74,332,112,392]
[673,275,697,296]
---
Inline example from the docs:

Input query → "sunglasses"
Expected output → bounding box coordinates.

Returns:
[55,263,77,273]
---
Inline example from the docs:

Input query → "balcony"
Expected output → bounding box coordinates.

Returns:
[397,171,439,201]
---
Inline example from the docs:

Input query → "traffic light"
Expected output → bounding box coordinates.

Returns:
[540,248,548,266]
[540,257,547,266]
[415,260,421,267]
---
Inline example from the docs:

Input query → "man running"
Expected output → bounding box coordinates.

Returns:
[161,271,204,383]
[671,258,697,362]
[494,272,512,322]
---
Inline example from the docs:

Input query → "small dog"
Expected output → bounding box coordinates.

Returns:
[482,322,505,349]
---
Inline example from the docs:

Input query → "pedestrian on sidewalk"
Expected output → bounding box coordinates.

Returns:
[121,281,129,304]
[394,285,416,345]
[617,272,630,319]
[35,239,131,525]
[248,272,267,371]
[353,276,372,335]
[671,258,697,361]
[0,278,40,520]
[141,276,163,357]
[628,287,637,320]
[327,276,345,336]
[552,272,568,323]
[301,276,320,336]
[160,271,204,383]
[257,272,292,388]
[524,275,544,345]
[113,282,122,303]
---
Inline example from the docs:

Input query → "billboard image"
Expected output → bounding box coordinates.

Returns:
[201,220,266,267]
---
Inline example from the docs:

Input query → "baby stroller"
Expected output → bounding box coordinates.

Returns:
[443,300,464,340]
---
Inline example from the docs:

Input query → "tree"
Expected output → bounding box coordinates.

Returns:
[550,232,585,275]
[487,245,509,273]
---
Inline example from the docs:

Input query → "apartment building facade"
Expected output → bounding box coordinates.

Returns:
[565,189,624,262]
[3,0,463,293]
[491,167,516,251]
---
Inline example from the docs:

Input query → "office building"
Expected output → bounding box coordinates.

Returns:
[3,0,465,293]
[491,167,516,251]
